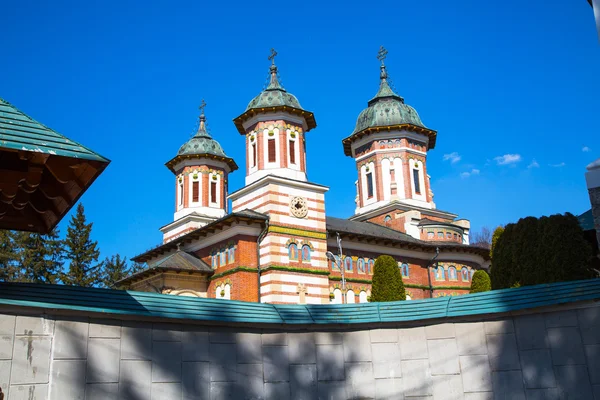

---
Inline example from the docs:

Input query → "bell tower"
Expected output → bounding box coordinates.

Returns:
[161,101,238,243]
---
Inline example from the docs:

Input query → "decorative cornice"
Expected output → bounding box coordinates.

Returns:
[261,265,330,276]
[268,225,327,240]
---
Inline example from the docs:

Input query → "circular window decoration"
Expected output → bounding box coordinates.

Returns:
[290,196,308,218]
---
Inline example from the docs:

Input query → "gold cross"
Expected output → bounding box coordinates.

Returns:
[199,99,207,114]
[377,46,388,65]
[268,48,278,65]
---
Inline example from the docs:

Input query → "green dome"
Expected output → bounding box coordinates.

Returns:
[245,65,304,112]
[352,65,426,135]
[177,115,228,158]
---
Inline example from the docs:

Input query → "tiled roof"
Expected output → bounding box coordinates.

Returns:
[326,216,420,244]
[0,97,108,162]
[578,209,594,231]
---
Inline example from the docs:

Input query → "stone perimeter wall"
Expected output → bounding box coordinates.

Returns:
[1,301,600,399]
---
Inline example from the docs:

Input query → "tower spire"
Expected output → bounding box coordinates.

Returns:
[195,99,211,138]
[370,46,403,104]
[266,48,283,90]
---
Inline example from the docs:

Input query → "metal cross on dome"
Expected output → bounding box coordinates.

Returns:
[377,46,388,65]
[199,99,207,115]
[268,48,278,65]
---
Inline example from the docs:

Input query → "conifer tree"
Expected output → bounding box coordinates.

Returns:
[0,230,21,282]
[100,254,130,289]
[62,203,101,287]
[370,255,405,302]
[15,229,63,284]
[470,270,491,293]
[490,226,504,260]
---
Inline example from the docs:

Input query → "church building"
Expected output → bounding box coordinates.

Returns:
[122,48,490,304]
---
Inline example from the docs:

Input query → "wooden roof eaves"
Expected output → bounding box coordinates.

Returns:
[233,106,317,134]
[342,124,438,157]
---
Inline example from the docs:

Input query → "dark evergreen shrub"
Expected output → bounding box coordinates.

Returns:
[370,255,405,302]
[470,270,491,293]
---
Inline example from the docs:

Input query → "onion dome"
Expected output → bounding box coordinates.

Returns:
[342,49,437,156]
[166,104,238,172]
[233,49,316,134]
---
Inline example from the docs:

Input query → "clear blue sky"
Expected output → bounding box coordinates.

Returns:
[2,0,599,261]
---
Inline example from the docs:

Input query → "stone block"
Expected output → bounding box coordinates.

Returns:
[236,363,264,399]
[425,323,455,339]
[577,306,600,328]
[263,345,289,382]
[182,329,209,362]
[343,330,372,362]
[49,360,86,400]
[544,310,578,328]
[492,371,525,400]
[86,338,120,383]
[236,332,262,364]
[524,388,560,400]
[432,374,464,400]
[121,322,152,360]
[290,364,317,400]
[370,328,398,343]
[455,322,487,355]
[547,327,586,365]
[209,343,237,382]
[209,382,236,399]
[85,383,118,400]
[7,384,48,400]
[0,360,10,395]
[484,319,514,335]
[460,355,492,393]
[88,319,120,338]
[0,314,15,334]
[463,393,493,400]
[399,326,429,360]
[182,362,209,400]
[594,385,600,400]
[586,345,600,384]
[401,359,432,396]
[317,381,346,400]
[265,382,290,399]
[486,333,520,371]
[152,341,182,382]
[53,319,89,360]
[514,314,548,350]
[555,365,593,399]
[151,382,181,399]
[119,360,151,399]
[10,336,51,384]
[428,339,460,375]
[519,349,556,389]
[316,344,344,381]
[262,331,287,346]
[375,378,403,400]
[15,316,53,336]
[345,362,374,399]
[581,324,600,345]
[209,328,237,343]
[152,322,181,341]
[0,334,13,359]
[314,331,342,345]
[372,342,402,379]
[288,332,316,364]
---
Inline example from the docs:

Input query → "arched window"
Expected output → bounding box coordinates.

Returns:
[288,243,298,261]
[346,290,355,304]
[219,250,226,266]
[435,266,446,281]
[461,267,469,282]
[345,257,353,272]
[401,263,410,278]
[332,288,342,304]
[211,252,218,269]
[216,284,231,300]
[384,215,392,225]
[406,294,412,300]
[301,245,311,262]
[368,259,375,274]
[359,291,368,303]
[227,247,235,264]
[357,259,365,273]
[448,266,457,281]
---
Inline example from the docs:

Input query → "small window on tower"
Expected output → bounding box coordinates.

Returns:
[366,172,374,199]
[252,143,257,167]
[289,140,296,164]
[210,181,217,203]
[179,181,184,206]
[413,169,421,194]
[192,181,199,203]
[268,139,276,163]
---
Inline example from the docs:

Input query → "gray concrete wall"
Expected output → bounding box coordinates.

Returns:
[1,301,600,399]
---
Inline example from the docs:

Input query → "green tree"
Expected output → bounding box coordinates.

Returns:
[0,230,21,282]
[100,254,131,289]
[490,226,504,260]
[15,229,64,284]
[491,213,593,289]
[370,255,405,302]
[470,270,491,293]
[62,203,101,287]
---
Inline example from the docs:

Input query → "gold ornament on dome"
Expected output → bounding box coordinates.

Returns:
[290,196,308,218]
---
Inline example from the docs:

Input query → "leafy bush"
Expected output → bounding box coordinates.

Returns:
[370,255,405,302]
[470,270,491,293]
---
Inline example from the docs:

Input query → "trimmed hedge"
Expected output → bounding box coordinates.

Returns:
[370,255,405,302]
[470,270,491,293]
